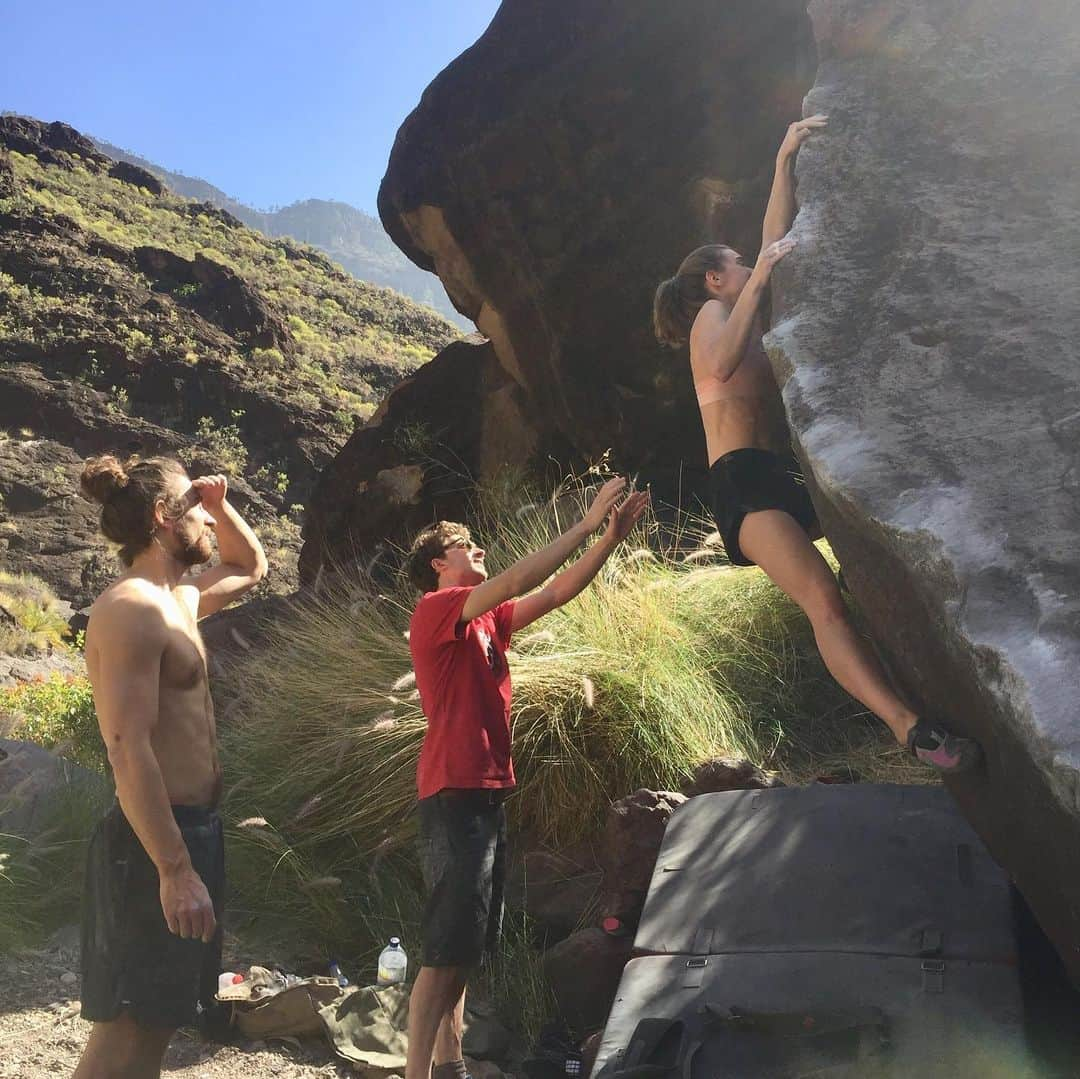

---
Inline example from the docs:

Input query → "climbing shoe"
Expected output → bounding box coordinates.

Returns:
[907,719,983,774]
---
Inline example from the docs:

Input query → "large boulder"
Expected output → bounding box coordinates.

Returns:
[0,739,105,838]
[303,0,816,575]
[504,844,602,943]
[379,0,815,464]
[767,0,1080,979]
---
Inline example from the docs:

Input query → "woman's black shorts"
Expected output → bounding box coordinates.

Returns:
[80,804,225,1029]
[708,447,819,566]
[417,788,508,968]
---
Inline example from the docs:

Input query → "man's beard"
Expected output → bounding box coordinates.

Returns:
[176,531,214,567]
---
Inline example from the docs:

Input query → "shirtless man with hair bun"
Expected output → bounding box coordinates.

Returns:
[74,454,267,1079]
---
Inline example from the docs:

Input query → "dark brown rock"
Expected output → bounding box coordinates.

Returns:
[0,149,14,199]
[768,0,1080,980]
[107,160,165,195]
[0,116,107,169]
[504,844,602,941]
[461,999,514,1061]
[598,789,686,926]
[299,335,553,581]
[303,0,817,577]
[133,246,290,348]
[542,927,634,1037]
[681,757,782,797]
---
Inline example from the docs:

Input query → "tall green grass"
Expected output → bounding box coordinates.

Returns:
[0,771,112,952]
[220,478,922,979]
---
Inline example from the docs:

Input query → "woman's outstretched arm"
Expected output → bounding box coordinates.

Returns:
[761,114,828,249]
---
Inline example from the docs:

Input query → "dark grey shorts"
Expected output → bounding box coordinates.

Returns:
[80,804,225,1029]
[417,789,509,968]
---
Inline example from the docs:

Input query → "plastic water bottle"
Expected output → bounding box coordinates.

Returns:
[377,937,408,985]
[328,960,350,988]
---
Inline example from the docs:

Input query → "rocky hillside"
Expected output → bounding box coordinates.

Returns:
[0,115,459,607]
[90,137,469,329]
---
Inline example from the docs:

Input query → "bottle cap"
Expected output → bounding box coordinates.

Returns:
[390,936,400,946]
[602,916,625,936]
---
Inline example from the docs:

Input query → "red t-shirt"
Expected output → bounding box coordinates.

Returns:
[409,586,517,799]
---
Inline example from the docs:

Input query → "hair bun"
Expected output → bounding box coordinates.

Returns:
[80,455,130,504]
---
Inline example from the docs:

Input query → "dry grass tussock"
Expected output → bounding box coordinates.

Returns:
[0,571,71,654]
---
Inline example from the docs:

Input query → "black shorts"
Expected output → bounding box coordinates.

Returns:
[417,788,509,968]
[80,804,225,1029]
[709,448,819,566]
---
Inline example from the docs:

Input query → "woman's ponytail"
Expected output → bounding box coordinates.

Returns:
[652,244,733,348]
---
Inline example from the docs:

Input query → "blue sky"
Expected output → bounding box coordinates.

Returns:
[2,0,500,215]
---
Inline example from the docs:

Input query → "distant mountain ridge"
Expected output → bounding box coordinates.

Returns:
[90,137,470,330]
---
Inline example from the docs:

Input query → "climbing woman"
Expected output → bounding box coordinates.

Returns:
[652,114,981,773]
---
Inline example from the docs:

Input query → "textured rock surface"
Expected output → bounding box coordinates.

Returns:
[681,756,781,797]
[379,0,814,467]
[598,789,687,926]
[542,926,634,1038]
[0,739,104,838]
[301,0,818,576]
[298,335,548,581]
[767,0,1080,979]
[504,844,602,942]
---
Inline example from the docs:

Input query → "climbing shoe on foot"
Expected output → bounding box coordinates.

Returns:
[907,719,983,774]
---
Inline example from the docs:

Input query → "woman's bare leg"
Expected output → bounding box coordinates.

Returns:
[737,509,917,743]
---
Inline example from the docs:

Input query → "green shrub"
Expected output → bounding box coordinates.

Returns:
[250,346,285,370]
[2,675,105,771]
[195,415,249,475]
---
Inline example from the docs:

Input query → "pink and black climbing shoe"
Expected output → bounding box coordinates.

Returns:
[907,720,983,774]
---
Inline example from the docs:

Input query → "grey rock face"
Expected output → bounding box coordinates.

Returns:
[767,0,1080,978]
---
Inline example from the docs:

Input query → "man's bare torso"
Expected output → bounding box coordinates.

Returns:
[86,578,222,807]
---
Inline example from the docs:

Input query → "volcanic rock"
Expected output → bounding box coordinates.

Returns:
[768,0,1080,980]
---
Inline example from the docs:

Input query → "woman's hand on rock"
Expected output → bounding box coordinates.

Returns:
[779,113,828,161]
[754,236,797,280]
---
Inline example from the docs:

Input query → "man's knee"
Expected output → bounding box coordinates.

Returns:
[412,965,467,1003]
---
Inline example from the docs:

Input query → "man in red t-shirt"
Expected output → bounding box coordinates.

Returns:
[403,477,649,1079]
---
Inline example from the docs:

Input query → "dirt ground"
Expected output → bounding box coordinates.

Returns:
[0,928,364,1078]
